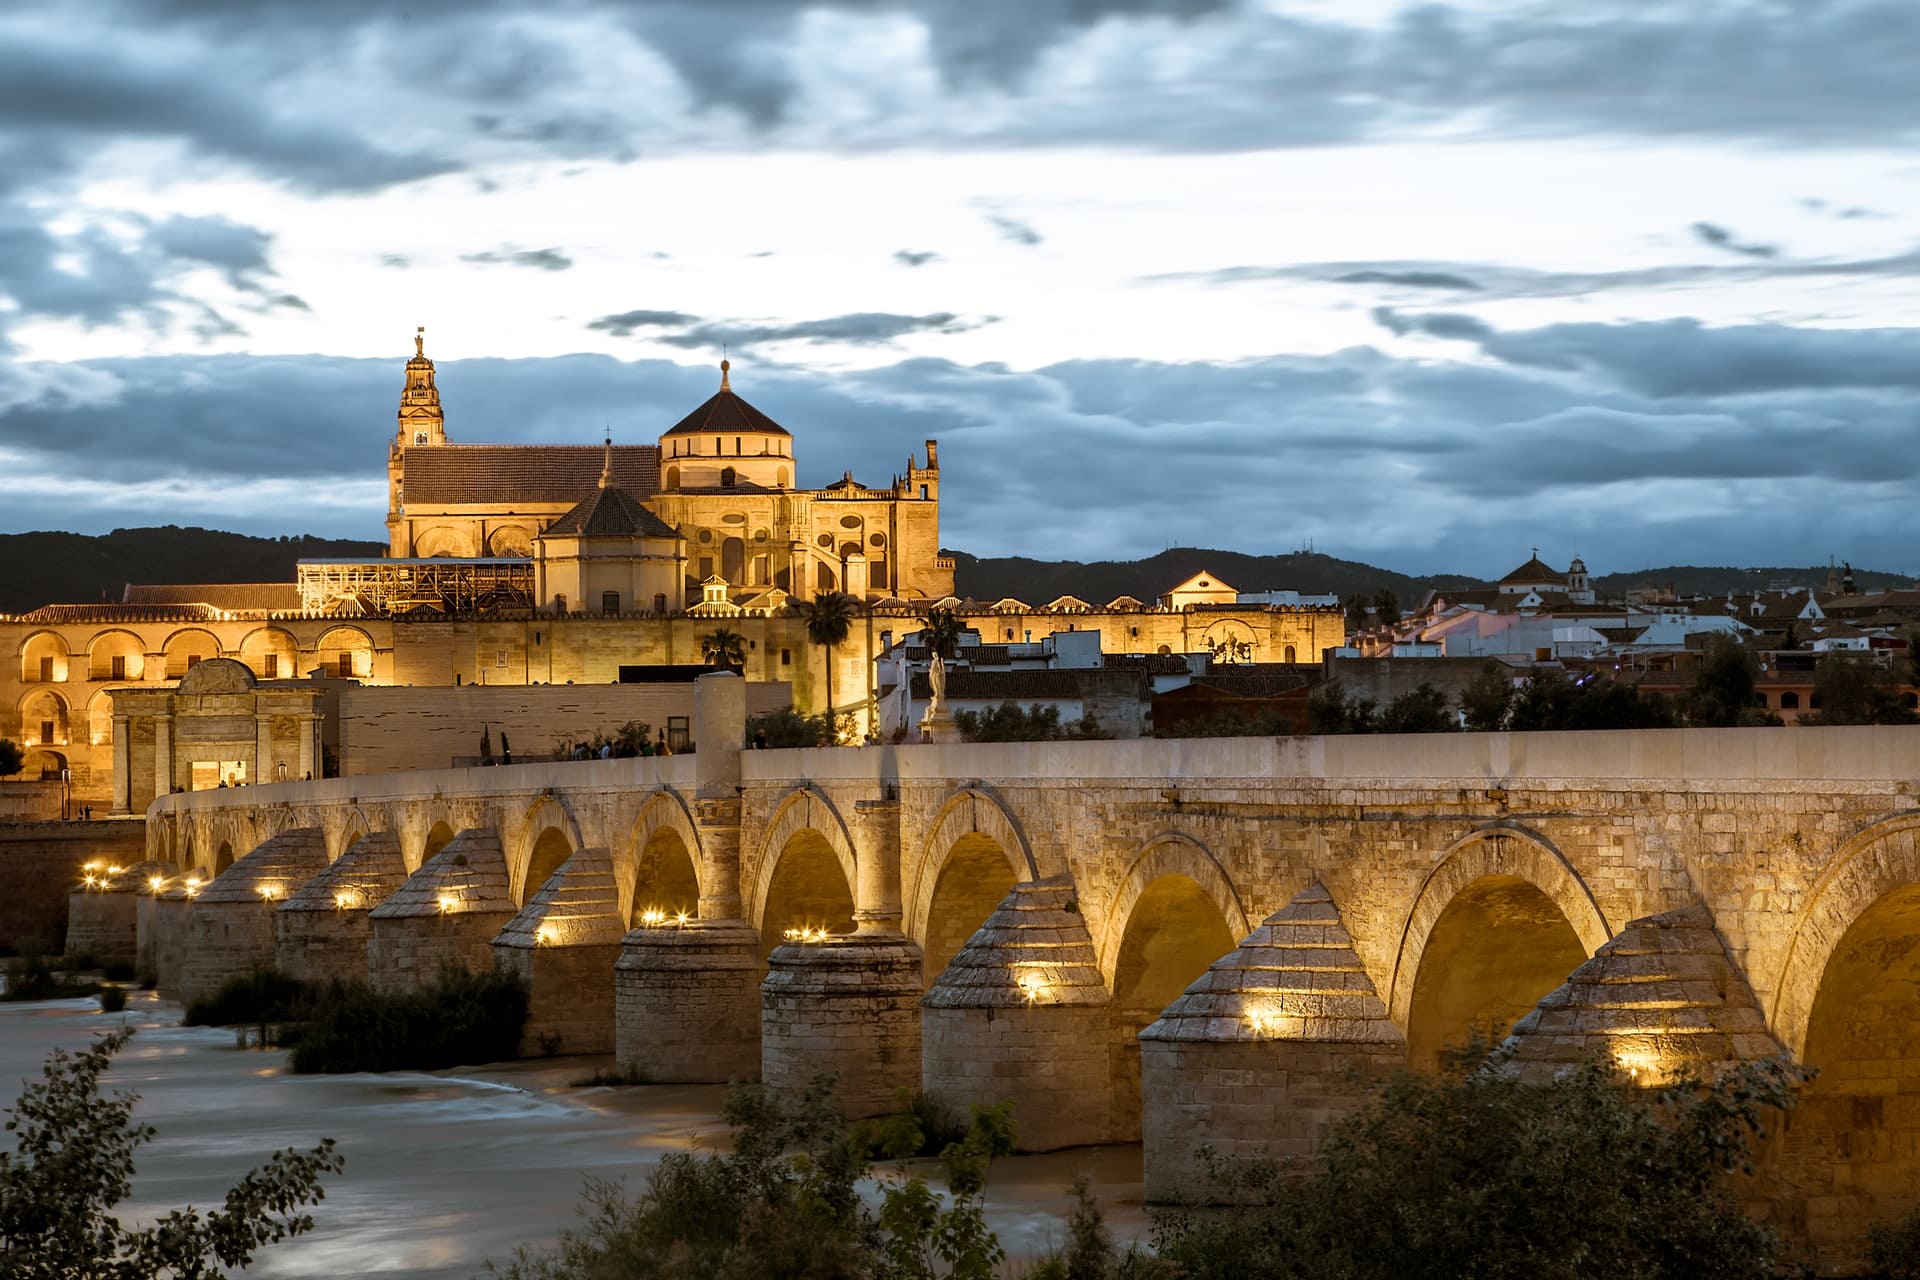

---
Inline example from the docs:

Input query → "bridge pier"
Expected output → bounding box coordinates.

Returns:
[494,848,625,1056]
[762,933,923,1119]
[1139,883,1404,1204]
[275,832,408,984]
[922,878,1116,1151]
[179,828,328,1003]
[614,918,764,1081]
[66,861,171,967]
[367,829,515,993]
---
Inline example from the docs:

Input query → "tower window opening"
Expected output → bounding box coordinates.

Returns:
[735,436,742,455]
[920,484,929,499]
[601,591,620,616]
[721,466,736,487]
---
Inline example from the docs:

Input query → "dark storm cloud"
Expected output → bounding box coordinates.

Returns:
[986,215,1044,247]
[14,321,1920,577]
[1371,308,1493,343]
[656,312,996,350]
[1165,243,1920,301]
[585,310,703,336]
[585,309,994,348]
[1691,221,1779,259]
[894,250,941,267]
[459,245,575,271]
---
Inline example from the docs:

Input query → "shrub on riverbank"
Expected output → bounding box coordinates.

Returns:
[289,965,527,1074]
[0,954,99,1001]
[179,963,528,1074]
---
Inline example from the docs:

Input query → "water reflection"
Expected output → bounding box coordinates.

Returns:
[0,994,1147,1278]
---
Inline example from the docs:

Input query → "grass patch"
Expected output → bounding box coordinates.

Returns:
[1,954,101,1001]
[289,965,527,1074]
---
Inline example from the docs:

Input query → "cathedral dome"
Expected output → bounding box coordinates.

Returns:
[659,360,794,490]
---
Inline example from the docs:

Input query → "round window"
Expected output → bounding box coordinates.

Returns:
[868,533,887,548]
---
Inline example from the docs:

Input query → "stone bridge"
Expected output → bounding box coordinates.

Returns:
[141,674,1920,1258]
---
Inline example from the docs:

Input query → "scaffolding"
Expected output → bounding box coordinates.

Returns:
[296,558,534,616]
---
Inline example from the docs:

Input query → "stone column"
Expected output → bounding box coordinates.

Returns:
[761,934,923,1119]
[254,712,273,788]
[111,714,131,814]
[296,713,316,780]
[851,798,902,935]
[153,711,173,798]
[614,918,764,1081]
[693,799,742,920]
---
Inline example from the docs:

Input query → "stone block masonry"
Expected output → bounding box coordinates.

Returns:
[494,848,625,1054]
[0,820,147,955]
[367,828,516,993]
[614,919,764,1082]
[179,827,328,1002]
[922,878,1117,1150]
[275,831,409,984]
[763,934,923,1120]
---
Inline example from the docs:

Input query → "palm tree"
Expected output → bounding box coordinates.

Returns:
[700,626,747,671]
[921,606,964,659]
[800,592,858,738]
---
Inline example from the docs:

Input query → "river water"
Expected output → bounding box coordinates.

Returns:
[0,993,1150,1278]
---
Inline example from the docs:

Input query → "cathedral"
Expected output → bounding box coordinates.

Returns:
[385,330,952,610]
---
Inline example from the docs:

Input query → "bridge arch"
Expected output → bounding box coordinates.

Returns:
[1389,824,1611,1068]
[1097,831,1249,986]
[752,786,860,953]
[413,817,458,870]
[625,789,706,925]
[514,795,584,904]
[907,788,1037,982]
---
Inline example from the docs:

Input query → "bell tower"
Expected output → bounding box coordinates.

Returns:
[395,326,445,449]
[388,327,446,553]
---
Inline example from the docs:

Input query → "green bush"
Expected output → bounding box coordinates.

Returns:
[1867,1205,1920,1279]
[850,1088,970,1160]
[183,967,310,1027]
[289,964,527,1074]
[1151,1052,1803,1280]
[97,985,128,1013]
[1,954,98,1002]
[494,1076,1017,1280]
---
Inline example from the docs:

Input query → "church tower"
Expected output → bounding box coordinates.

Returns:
[388,327,445,547]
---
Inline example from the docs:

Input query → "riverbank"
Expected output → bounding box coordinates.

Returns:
[0,991,1149,1278]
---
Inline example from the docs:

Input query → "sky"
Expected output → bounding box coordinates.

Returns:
[2,0,1918,580]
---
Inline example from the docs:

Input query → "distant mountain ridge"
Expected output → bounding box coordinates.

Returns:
[0,527,386,615]
[0,529,1908,617]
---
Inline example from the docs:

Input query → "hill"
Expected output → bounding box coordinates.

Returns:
[0,527,386,615]
[1593,565,1914,598]
[946,547,1478,608]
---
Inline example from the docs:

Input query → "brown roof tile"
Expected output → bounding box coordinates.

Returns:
[122,583,302,611]
[403,445,660,504]
[541,486,683,540]
[661,388,791,439]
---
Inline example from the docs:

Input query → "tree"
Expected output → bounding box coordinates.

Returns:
[1152,1051,1802,1280]
[1687,636,1767,727]
[1457,662,1513,732]
[1307,681,1377,734]
[1372,589,1400,626]
[1375,683,1455,733]
[1344,595,1371,636]
[0,1027,342,1276]
[1805,654,1917,725]
[799,593,858,739]
[920,607,965,660]
[0,737,21,778]
[748,707,848,748]
[954,702,1064,742]
[699,627,747,672]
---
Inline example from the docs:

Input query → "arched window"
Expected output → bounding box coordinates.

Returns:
[653,593,668,614]
[1780,691,1801,710]
[554,594,568,615]
[601,591,620,616]
[778,467,789,488]
[665,467,679,490]
[720,466,736,487]
[1284,644,1297,663]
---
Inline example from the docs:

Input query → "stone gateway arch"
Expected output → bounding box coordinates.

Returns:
[142,673,1920,1261]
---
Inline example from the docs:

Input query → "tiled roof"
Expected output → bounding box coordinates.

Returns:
[11,603,229,623]
[661,388,792,439]
[122,583,302,611]
[402,445,660,504]
[1498,555,1564,587]
[910,669,1112,700]
[540,486,683,539]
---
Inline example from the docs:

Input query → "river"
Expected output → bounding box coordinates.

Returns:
[0,992,1151,1277]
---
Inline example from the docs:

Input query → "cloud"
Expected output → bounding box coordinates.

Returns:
[1334,270,1481,291]
[894,250,940,267]
[585,309,701,336]
[12,322,1920,580]
[1691,221,1779,259]
[459,245,574,271]
[586,308,995,349]
[1372,308,1493,343]
[986,214,1043,246]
